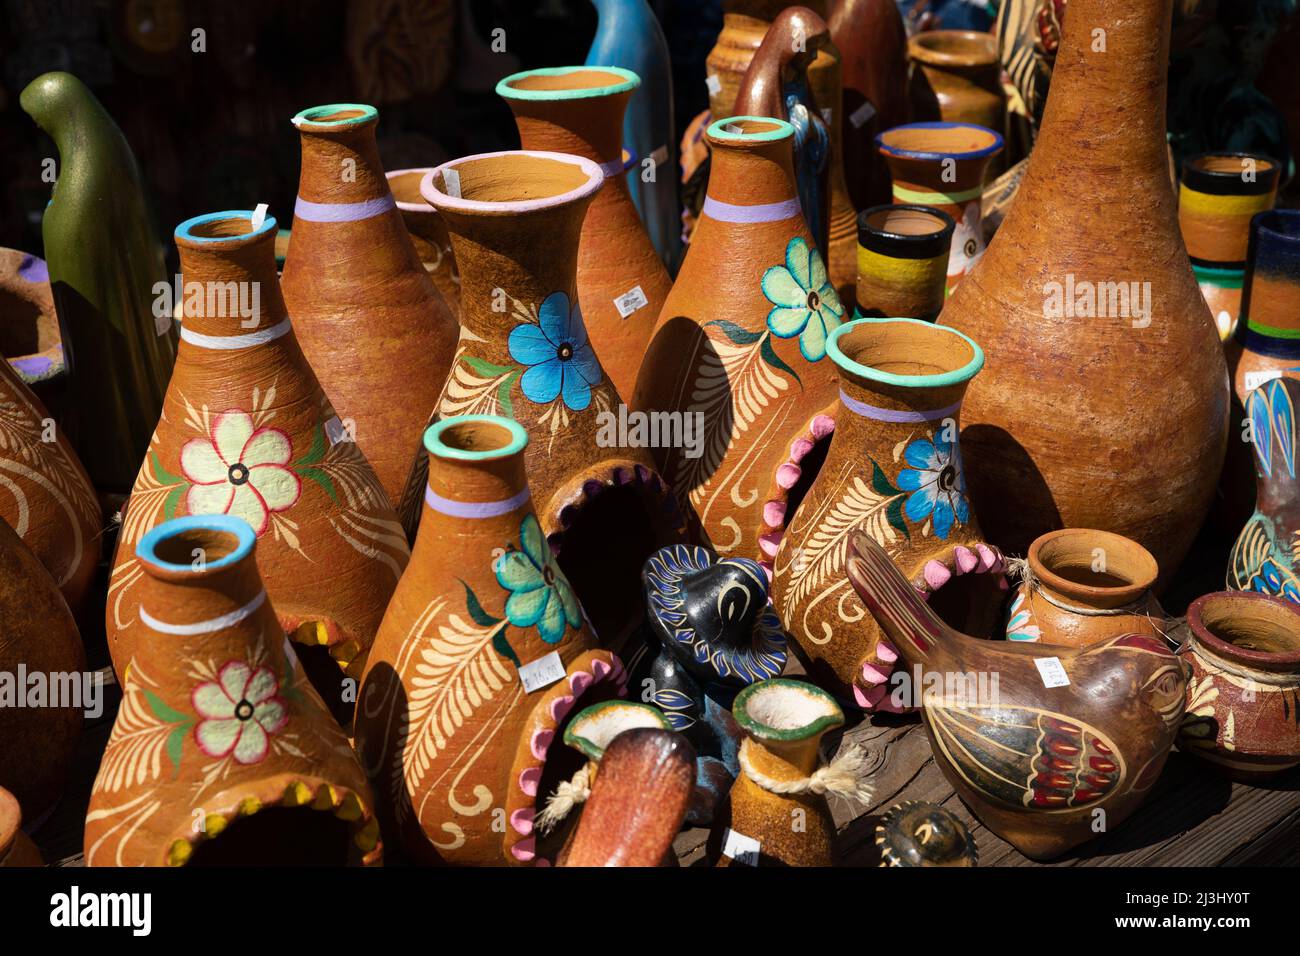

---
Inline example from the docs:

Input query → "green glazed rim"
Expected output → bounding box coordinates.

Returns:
[707,116,794,143]
[292,103,378,127]
[827,317,985,388]
[424,414,528,461]
[733,678,844,742]
[496,65,640,101]
[562,700,671,762]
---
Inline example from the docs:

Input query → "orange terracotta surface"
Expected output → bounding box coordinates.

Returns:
[388,168,461,315]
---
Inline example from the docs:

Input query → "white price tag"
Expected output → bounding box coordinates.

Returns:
[724,124,743,135]
[649,145,669,167]
[442,167,462,199]
[706,74,721,96]
[614,285,649,318]
[1245,369,1283,393]
[721,828,761,865]
[324,415,352,445]
[849,100,877,129]
[820,106,833,126]
[251,202,269,231]
[518,651,565,694]
[1034,657,1070,688]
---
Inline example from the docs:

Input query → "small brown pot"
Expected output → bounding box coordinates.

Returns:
[0,785,43,867]
[0,249,63,391]
[1179,591,1300,781]
[387,167,461,315]
[907,30,1006,146]
[854,204,953,321]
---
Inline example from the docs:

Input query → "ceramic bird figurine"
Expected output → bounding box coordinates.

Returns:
[876,800,977,867]
[846,531,1189,860]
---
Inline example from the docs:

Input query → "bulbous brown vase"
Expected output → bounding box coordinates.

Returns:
[635,117,845,564]
[0,516,84,824]
[388,168,461,315]
[88,515,382,866]
[354,415,628,866]
[417,151,687,650]
[937,0,1230,580]
[109,210,410,702]
[496,66,672,403]
[907,30,1006,156]
[280,104,459,509]
[0,785,43,867]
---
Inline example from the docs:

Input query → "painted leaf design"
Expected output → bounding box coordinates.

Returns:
[93,665,191,794]
[1269,378,1295,478]
[439,349,520,418]
[1249,386,1273,476]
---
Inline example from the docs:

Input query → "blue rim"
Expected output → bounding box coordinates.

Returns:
[875,121,1004,161]
[137,515,256,572]
[425,414,529,461]
[175,210,278,244]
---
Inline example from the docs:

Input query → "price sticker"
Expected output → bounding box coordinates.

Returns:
[1035,657,1070,688]
[324,416,352,446]
[442,167,462,199]
[721,828,761,865]
[1244,369,1283,393]
[849,100,877,129]
[820,106,833,126]
[614,285,649,318]
[706,74,721,96]
[518,651,566,694]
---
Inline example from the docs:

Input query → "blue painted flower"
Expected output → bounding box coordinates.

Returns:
[762,236,844,361]
[897,432,969,540]
[508,291,604,411]
[495,514,581,644]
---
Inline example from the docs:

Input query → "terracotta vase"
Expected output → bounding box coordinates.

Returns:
[387,168,461,314]
[876,800,976,867]
[847,530,1188,861]
[634,117,844,564]
[496,66,673,401]
[1227,210,1300,406]
[1178,591,1300,781]
[877,122,1002,291]
[280,103,459,510]
[0,516,84,824]
[0,250,64,392]
[937,0,1231,578]
[829,0,911,210]
[854,205,953,321]
[418,150,687,649]
[20,71,176,494]
[1005,528,1168,648]
[907,31,1006,156]
[87,515,382,866]
[354,415,629,866]
[0,785,43,867]
[1179,153,1280,342]
[771,318,1007,707]
[108,210,410,702]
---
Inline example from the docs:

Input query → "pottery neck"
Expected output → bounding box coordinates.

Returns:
[734,678,843,780]
[1237,210,1300,360]
[909,30,1001,96]
[1025,529,1159,613]
[878,123,1001,210]
[1186,592,1300,678]
[855,205,953,321]
[292,104,391,207]
[1180,153,1280,278]
[702,117,800,215]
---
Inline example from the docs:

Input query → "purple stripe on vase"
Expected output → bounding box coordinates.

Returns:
[293,194,397,223]
[702,195,802,224]
[18,254,49,284]
[839,389,963,423]
[424,484,532,519]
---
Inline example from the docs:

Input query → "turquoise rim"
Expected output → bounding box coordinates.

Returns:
[138,515,256,572]
[562,700,670,762]
[175,210,278,244]
[425,414,528,461]
[496,65,640,101]
[707,116,794,143]
[733,678,844,742]
[828,317,985,387]
[293,103,378,127]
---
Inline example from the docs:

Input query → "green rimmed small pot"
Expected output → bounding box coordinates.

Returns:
[563,700,672,764]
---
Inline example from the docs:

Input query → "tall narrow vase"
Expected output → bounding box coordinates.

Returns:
[280,104,459,510]
[936,0,1230,576]
[388,168,461,315]
[854,205,953,321]
[496,66,672,401]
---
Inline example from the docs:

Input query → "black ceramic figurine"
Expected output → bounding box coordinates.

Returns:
[876,800,978,867]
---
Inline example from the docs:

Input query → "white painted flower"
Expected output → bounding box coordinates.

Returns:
[180,410,301,535]
[192,661,288,765]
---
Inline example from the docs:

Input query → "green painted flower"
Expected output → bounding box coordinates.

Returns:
[762,236,843,361]
[495,514,581,644]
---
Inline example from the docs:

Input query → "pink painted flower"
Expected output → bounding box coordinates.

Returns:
[180,410,301,535]
[192,662,288,764]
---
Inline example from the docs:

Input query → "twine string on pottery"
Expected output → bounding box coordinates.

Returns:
[737,738,873,808]
[535,764,593,834]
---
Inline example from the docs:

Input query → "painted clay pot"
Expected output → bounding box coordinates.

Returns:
[1228,210,1300,406]
[418,151,687,649]
[0,351,101,612]
[560,727,695,867]
[1229,377,1300,601]
[877,122,1002,291]
[907,31,1006,148]
[634,117,844,563]
[20,71,176,494]
[0,250,64,391]
[855,205,953,321]
[771,318,1007,707]
[0,516,84,824]
[937,0,1231,579]
[387,168,461,314]
[280,104,459,510]
[0,786,43,867]
[876,800,976,867]
[1178,591,1300,781]
[829,0,911,210]
[585,0,683,271]
[87,515,382,866]
[847,530,1188,861]
[1179,153,1280,342]
[354,415,628,866]
[108,210,410,703]
[1004,528,1168,648]
[496,66,672,401]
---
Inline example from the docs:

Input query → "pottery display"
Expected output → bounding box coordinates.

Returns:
[0,515,84,824]
[585,0,683,271]
[417,150,687,648]
[0,785,43,867]
[108,210,410,701]
[1178,153,1280,341]
[937,0,1231,577]
[496,66,672,401]
[907,31,1006,153]
[1227,210,1300,407]
[854,205,953,321]
[772,318,1007,707]
[0,249,63,391]
[634,117,843,563]
[280,104,459,510]
[847,531,1188,861]
[20,71,176,494]
[387,168,461,314]
[876,800,977,867]
[877,122,1002,290]
[1005,528,1168,648]
[1178,591,1300,781]
[711,677,869,866]
[87,515,383,866]
[354,414,628,866]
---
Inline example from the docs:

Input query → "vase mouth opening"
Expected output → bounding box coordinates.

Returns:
[496,65,640,101]
[291,103,378,130]
[876,122,1003,162]
[137,515,256,574]
[175,210,278,246]
[828,317,984,388]
[421,150,603,215]
[1187,592,1300,669]
[1252,209,1300,246]
[857,204,955,256]
[563,700,669,763]
[706,116,795,146]
[734,678,843,741]
[386,168,436,211]
[425,414,529,461]
[1027,528,1158,607]
[908,29,998,68]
